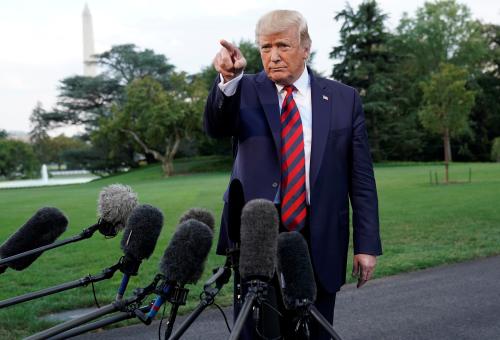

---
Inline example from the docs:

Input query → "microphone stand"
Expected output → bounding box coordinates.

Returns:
[294,300,343,340]
[168,258,233,340]
[0,261,121,309]
[227,246,242,308]
[131,279,189,339]
[162,284,189,340]
[25,274,163,340]
[49,305,151,340]
[229,279,271,340]
[0,220,115,268]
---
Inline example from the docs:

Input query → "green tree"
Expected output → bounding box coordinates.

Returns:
[330,0,398,161]
[396,0,488,76]
[45,135,88,169]
[418,63,475,182]
[95,44,175,87]
[34,44,177,172]
[44,44,175,130]
[0,140,39,179]
[29,102,52,164]
[96,74,206,176]
[47,75,121,128]
[465,23,500,160]
[390,0,489,161]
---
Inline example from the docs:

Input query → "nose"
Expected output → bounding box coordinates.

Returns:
[270,47,280,63]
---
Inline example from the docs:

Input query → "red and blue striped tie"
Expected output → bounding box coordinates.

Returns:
[280,85,307,231]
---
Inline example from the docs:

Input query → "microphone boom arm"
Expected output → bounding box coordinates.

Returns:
[49,305,151,340]
[0,221,106,268]
[26,274,163,340]
[0,261,121,309]
[169,259,233,340]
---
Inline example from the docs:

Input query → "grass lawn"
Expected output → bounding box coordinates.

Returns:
[0,159,499,339]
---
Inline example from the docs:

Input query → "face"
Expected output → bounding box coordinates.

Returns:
[259,27,310,86]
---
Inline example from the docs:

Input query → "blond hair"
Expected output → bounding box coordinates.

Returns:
[255,10,312,49]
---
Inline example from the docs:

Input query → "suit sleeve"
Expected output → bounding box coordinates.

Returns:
[203,76,241,138]
[349,90,382,256]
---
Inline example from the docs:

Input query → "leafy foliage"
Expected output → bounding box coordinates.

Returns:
[94,74,207,176]
[419,63,475,138]
[330,0,398,160]
[0,140,39,179]
[418,63,475,181]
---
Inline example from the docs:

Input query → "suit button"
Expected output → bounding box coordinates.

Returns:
[272,182,278,188]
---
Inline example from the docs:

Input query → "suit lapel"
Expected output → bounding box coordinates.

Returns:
[310,74,332,191]
[255,71,281,160]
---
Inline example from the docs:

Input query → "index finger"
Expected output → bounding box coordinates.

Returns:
[220,39,236,53]
[220,39,241,59]
[357,278,367,288]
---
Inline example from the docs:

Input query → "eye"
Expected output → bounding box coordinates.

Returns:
[279,45,291,51]
[260,46,271,53]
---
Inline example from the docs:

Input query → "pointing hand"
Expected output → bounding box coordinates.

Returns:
[213,39,247,82]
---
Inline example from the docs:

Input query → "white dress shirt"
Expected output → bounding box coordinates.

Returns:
[218,67,312,204]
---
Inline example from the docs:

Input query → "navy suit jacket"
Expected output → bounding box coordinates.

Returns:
[204,70,382,293]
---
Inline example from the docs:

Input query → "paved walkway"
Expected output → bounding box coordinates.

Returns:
[71,255,500,340]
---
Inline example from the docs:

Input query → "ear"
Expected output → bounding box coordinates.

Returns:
[303,45,310,61]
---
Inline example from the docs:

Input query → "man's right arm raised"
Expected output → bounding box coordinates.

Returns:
[204,40,247,138]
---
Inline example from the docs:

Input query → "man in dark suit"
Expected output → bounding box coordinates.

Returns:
[204,9,382,339]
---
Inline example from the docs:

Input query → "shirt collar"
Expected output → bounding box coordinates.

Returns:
[275,65,310,95]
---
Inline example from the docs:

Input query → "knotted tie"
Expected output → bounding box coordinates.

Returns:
[280,85,307,231]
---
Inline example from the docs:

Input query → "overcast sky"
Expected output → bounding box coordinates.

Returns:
[1,0,498,134]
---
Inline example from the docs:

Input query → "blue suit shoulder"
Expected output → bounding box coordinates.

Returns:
[315,75,358,96]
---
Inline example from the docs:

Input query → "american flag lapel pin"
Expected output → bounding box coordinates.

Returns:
[322,95,329,101]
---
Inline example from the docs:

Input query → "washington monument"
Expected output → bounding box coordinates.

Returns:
[82,4,96,76]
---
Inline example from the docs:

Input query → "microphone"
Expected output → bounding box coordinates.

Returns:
[96,184,139,237]
[116,204,164,300]
[0,184,137,270]
[277,231,316,309]
[239,199,278,281]
[277,232,343,340]
[26,217,211,340]
[229,199,279,340]
[143,219,213,322]
[0,207,68,273]
[178,207,215,231]
[45,209,217,339]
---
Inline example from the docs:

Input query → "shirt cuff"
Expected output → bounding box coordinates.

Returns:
[218,72,243,97]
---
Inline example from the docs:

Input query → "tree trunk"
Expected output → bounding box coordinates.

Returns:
[121,128,180,177]
[161,132,181,178]
[161,160,173,177]
[443,128,451,184]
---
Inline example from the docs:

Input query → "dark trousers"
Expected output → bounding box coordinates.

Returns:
[232,206,337,340]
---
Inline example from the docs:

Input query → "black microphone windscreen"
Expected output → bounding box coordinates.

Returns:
[98,184,138,233]
[0,207,68,271]
[178,208,215,231]
[160,219,213,285]
[227,179,244,243]
[120,204,163,261]
[277,231,317,309]
[239,199,278,280]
